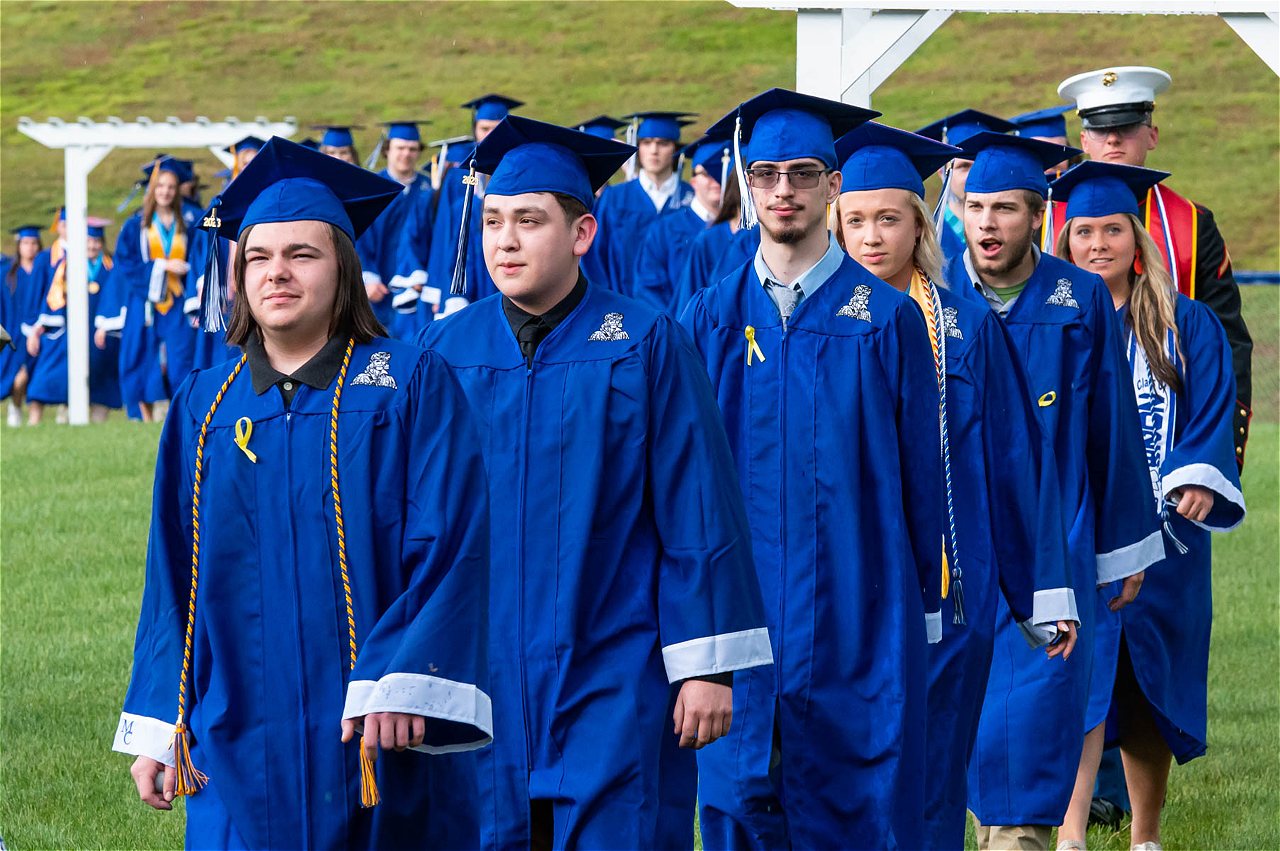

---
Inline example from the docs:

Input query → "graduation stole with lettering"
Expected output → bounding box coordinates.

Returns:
[1143,185,1198,298]
[909,268,966,625]
[147,217,187,315]
[172,338,382,808]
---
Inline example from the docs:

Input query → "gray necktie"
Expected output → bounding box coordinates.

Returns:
[769,280,803,319]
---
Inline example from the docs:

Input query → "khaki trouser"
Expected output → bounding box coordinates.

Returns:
[972,816,1054,851]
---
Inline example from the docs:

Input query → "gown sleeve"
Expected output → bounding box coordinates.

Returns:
[1087,280,1166,585]
[341,350,494,753]
[631,215,675,313]
[975,313,1077,642]
[1157,300,1246,532]
[644,315,773,682]
[113,376,198,765]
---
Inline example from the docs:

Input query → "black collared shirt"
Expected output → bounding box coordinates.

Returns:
[245,333,349,407]
[501,273,588,367]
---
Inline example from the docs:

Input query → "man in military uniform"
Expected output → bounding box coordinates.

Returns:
[1057,65,1253,468]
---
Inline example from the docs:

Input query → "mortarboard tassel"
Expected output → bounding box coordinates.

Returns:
[674,151,687,206]
[199,200,228,332]
[720,147,732,194]
[360,736,381,807]
[172,714,209,796]
[931,166,951,233]
[117,182,144,213]
[1040,186,1054,253]
[623,117,638,181]
[733,115,759,231]
[1161,507,1191,556]
[450,162,478,296]
[364,133,385,171]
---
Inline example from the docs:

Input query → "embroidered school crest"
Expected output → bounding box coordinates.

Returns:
[351,351,398,389]
[837,284,873,321]
[942,306,963,340]
[1046,278,1079,309]
[588,312,630,342]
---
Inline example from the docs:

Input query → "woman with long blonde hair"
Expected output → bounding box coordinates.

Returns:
[1052,161,1245,851]
[834,122,1080,850]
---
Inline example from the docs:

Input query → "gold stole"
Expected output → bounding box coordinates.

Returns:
[907,268,952,599]
[148,218,187,314]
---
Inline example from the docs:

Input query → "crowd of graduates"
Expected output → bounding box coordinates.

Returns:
[0,62,1256,851]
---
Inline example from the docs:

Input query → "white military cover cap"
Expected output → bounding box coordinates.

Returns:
[1057,66,1172,128]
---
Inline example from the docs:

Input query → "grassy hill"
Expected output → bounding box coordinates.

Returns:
[1,2,1276,267]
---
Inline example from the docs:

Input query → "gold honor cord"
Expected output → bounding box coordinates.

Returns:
[172,338,380,807]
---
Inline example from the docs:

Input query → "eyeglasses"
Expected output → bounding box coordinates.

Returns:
[745,168,830,190]
[1083,122,1151,141]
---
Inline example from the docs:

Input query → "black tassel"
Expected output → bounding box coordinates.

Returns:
[199,200,227,333]
[450,163,477,296]
[950,573,967,626]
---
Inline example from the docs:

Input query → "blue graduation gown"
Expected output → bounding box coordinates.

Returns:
[358,170,433,339]
[113,339,493,850]
[414,167,495,325]
[419,286,772,851]
[590,178,693,296]
[944,251,1163,825]
[680,255,943,850]
[632,204,709,314]
[1088,296,1245,763]
[938,204,965,263]
[920,282,1075,850]
[112,213,197,405]
[25,255,121,408]
[181,229,239,372]
[1,259,42,399]
[673,223,760,317]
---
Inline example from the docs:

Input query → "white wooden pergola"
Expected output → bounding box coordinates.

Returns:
[728,1,1278,107]
[15,116,296,425]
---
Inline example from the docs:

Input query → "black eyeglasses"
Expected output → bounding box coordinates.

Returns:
[1082,122,1151,141]
[745,167,830,189]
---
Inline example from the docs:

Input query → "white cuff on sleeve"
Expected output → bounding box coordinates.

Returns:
[1161,463,1246,532]
[925,610,942,644]
[183,296,200,316]
[1096,530,1164,585]
[112,712,176,767]
[147,262,167,303]
[362,270,383,286]
[420,285,443,306]
[36,313,65,328]
[661,627,773,683]
[1017,620,1058,648]
[442,296,469,316]
[1031,586,1078,626]
[406,269,428,287]
[391,288,420,310]
[95,311,126,332]
[343,673,493,754]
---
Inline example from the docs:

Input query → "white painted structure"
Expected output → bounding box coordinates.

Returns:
[729,1,1279,106]
[14,116,295,425]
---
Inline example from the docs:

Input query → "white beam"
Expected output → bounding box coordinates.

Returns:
[840,8,953,106]
[1223,11,1280,74]
[62,145,111,426]
[796,9,846,98]
[16,118,296,150]
[732,1,1275,12]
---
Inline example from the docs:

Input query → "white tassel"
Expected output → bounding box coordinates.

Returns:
[734,115,758,231]
[623,118,638,181]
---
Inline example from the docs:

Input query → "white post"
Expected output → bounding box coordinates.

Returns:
[63,144,111,426]
[1223,11,1279,75]
[840,9,954,107]
[796,9,846,99]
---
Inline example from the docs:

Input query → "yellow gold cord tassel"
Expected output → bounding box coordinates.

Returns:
[744,326,765,366]
[941,549,950,600]
[359,735,380,808]
[172,716,208,796]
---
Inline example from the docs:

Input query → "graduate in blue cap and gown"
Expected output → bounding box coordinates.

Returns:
[315,124,363,164]
[918,110,1018,264]
[585,111,697,294]
[672,175,761,315]
[575,114,627,141]
[408,95,523,323]
[114,137,493,850]
[1,225,45,424]
[941,132,1164,849]
[25,220,122,421]
[226,135,266,179]
[680,88,945,850]
[833,122,1082,849]
[358,120,435,340]
[112,156,200,421]
[417,115,772,851]
[1047,161,1245,851]
[631,132,730,313]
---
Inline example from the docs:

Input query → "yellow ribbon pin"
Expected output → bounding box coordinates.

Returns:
[234,416,258,463]
[1038,390,1057,407]
[745,326,766,366]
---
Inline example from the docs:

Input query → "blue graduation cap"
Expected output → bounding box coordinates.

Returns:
[85,217,112,239]
[681,133,733,186]
[428,135,475,163]
[624,111,697,142]
[298,137,321,151]
[836,122,961,199]
[11,224,42,240]
[577,115,627,140]
[959,131,1082,198]
[224,135,267,155]
[141,155,191,183]
[1010,105,1072,139]
[312,125,362,149]
[451,115,634,295]
[1049,161,1169,221]
[916,109,1017,147]
[707,87,879,228]
[381,120,428,143]
[197,136,402,331]
[462,94,523,123]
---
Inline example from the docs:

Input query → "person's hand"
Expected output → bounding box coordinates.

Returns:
[1045,620,1078,660]
[1108,571,1144,612]
[94,328,107,350]
[341,712,426,759]
[25,331,40,358]
[673,679,732,750]
[365,281,389,303]
[1170,486,1215,523]
[165,259,190,276]
[131,755,175,810]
